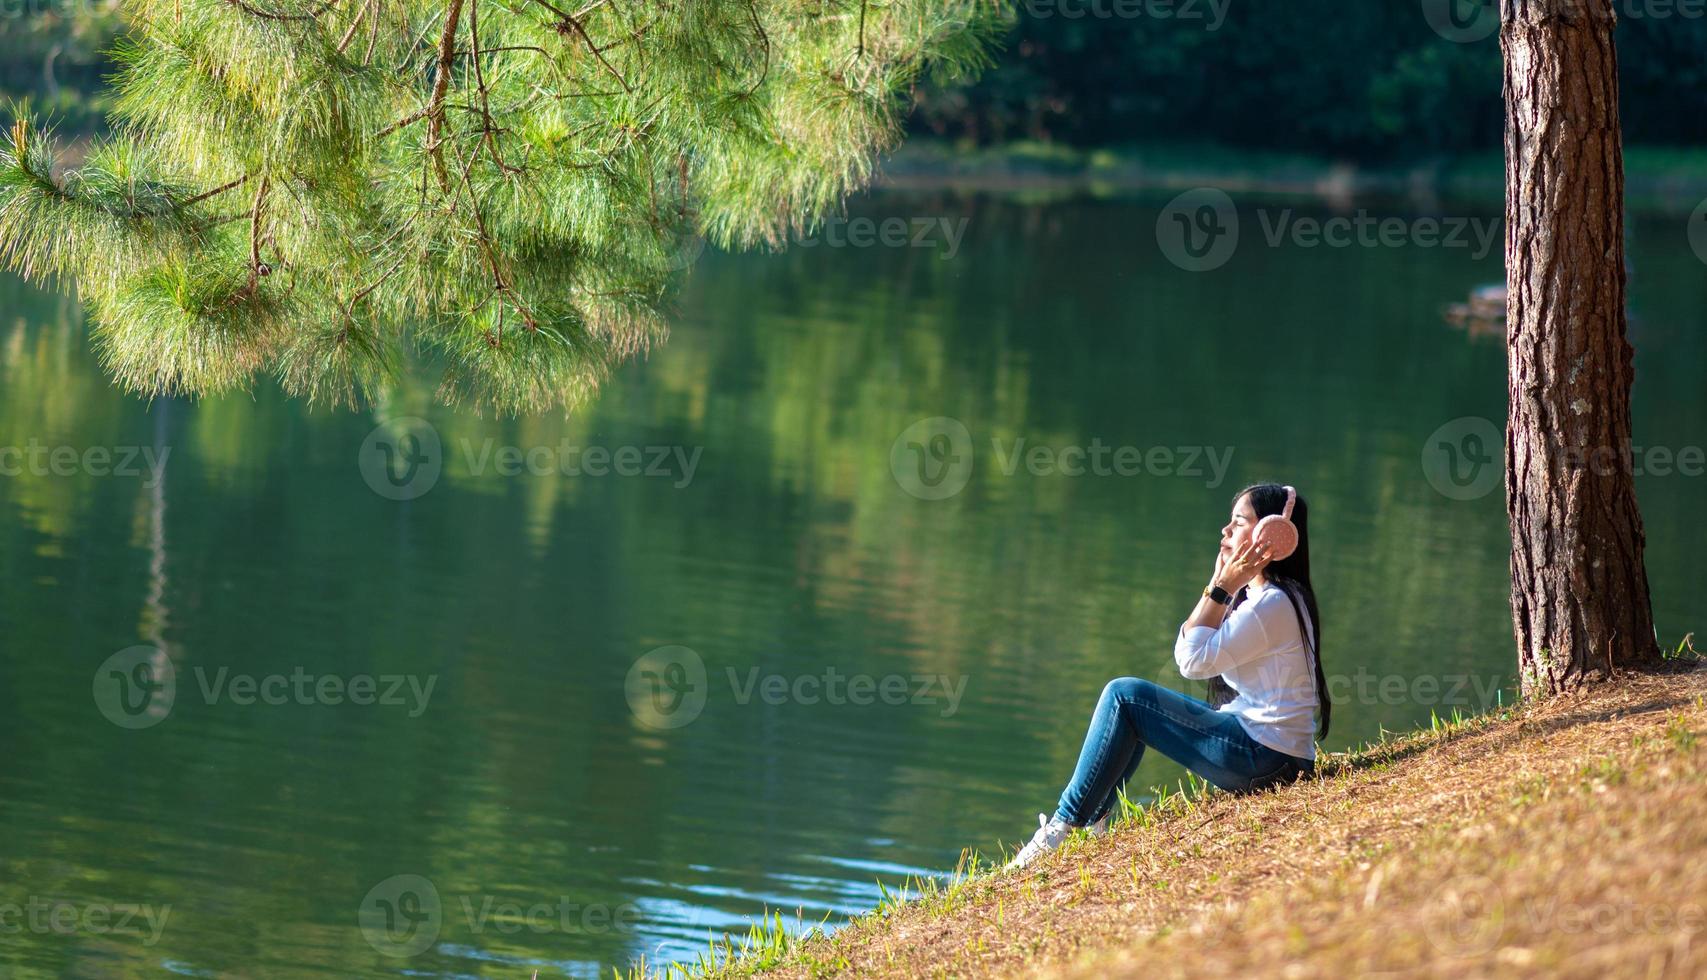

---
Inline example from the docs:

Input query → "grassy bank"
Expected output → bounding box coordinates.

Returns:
[632,658,1707,979]
[878,139,1707,212]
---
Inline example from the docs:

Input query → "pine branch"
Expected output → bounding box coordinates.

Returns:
[5,0,1004,414]
[183,174,251,207]
[336,0,368,52]
[427,0,468,192]
[248,176,270,288]
[377,108,429,140]
[363,0,383,64]
[221,0,331,23]
[468,0,521,175]
[526,0,631,93]
[745,0,770,97]
[448,137,522,327]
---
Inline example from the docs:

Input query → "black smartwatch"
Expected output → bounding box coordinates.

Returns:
[1203,583,1233,606]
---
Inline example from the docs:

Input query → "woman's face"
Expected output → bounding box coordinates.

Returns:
[1220,493,1259,556]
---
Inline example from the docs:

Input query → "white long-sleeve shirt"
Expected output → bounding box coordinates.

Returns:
[1173,580,1320,760]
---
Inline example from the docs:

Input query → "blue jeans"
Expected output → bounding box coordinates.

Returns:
[1054,677,1313,825]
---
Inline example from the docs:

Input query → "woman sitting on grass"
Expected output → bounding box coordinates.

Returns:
[1007,483,1329,871]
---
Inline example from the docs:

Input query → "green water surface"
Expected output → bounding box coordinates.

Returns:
[0,190,1702,977]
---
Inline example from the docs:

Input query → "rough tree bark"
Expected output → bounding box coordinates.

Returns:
[1500,0,1660,696]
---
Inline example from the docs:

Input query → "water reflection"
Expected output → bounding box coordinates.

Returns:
[0,191,1702,977]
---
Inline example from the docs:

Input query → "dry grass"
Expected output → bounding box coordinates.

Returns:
[670,664,1707,979]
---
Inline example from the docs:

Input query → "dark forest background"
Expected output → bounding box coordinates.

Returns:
[4,1,1707,160]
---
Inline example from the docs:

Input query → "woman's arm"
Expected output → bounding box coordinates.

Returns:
[1182,538,1269,631]
[1182,587,1232,633]
[1174,540,1274,679]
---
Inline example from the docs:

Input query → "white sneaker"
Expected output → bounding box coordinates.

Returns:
[1005,813,1075,871]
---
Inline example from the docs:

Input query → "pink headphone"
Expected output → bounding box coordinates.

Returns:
[1252,485,1301,561]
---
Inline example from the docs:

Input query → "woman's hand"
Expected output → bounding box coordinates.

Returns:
[1213,539,1272,593]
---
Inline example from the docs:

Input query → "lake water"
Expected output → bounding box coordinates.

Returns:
[1,189,1703,977]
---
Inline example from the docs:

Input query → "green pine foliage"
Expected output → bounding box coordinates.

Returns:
[1,0,1002,413]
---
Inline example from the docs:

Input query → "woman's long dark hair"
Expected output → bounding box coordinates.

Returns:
[1214,483,1330,741]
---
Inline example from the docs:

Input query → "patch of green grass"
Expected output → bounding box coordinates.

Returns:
[1510,773,1551,807]
[1665,712,1698,752]
[1665,632,1702,662]
[1579,756,1628,788]
[629,909,830,980]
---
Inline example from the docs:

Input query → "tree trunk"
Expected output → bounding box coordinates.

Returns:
[1500,0,1660,696]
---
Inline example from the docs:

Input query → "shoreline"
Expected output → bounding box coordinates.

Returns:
[627,660,1707,979]
[872,140,1707,213]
